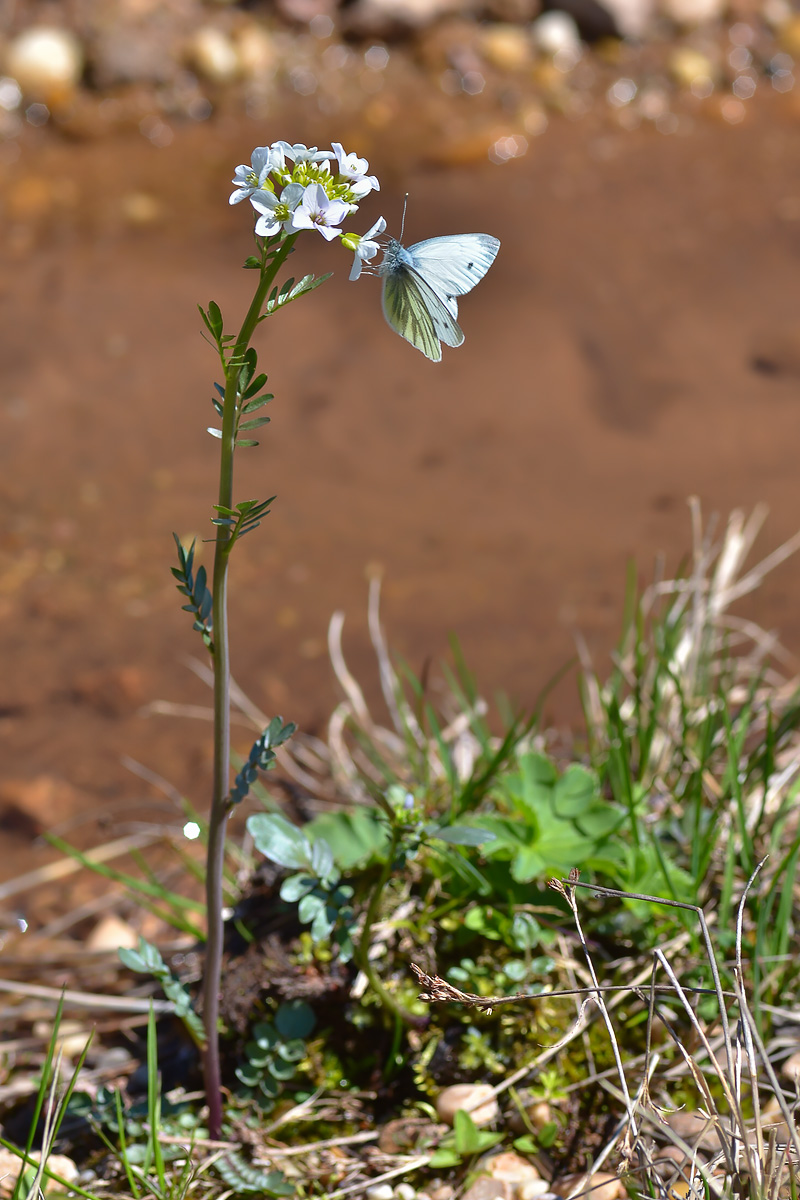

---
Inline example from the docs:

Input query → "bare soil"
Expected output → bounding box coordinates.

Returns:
[2,98,800,910]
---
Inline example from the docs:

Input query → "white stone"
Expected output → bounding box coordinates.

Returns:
[365,1187,395,1200]
[555,1174,623,1200]
[86,914,140,952]
[519,1183,552,1200]
[395,1186,417,1200]
[600,0,655,37]
[5,27,83,99]
[782,1049,800,1081]
[187,27,240,83]
[435,1084,499,1127]
[531,11,582,55]
[236,24,278,77]
[659,0,725,25]
[349,0,468,30]
[485,1152,541,1185]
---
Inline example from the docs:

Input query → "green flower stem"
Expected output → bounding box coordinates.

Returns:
[357,825,425,1029]
[202,233,298,1142]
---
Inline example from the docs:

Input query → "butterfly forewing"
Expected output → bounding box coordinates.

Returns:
[382,263,463,362]
[405,234,500,308]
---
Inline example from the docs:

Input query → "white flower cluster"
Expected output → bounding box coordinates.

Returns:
[230,140,386,277]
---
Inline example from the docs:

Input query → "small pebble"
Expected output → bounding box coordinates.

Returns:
[601,0,654,37]
[782,1048,800,1081]
[5,27,83,101]
[236,23,278,76]
[436,1083,499,1127]
[33,1019,91,1059]
[554,1174,622,1200]
[347,0,469,33]
[480,24,532,70]
[86,913,140,951]
[519,1184,552,1200]
[395,1186,417,1200]
[778,14,800,54]
[187,26,240,83]
[484,1151,541,1185]
[462,1181,510,1200]
[668,45,715,88]
[365,1187,395,1200]
[660,0,725,24]
[526,1101,552,1129]
[120,191,163,225]
[531,11,582,58]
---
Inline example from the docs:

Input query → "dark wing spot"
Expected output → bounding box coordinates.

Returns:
[467,260,475,270]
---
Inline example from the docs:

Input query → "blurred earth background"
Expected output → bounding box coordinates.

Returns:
[2,0,800,917]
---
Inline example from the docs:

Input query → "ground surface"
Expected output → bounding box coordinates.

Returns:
[2,94,800,909]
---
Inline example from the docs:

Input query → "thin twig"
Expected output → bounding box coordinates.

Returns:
[324,1155,430,1200]
[0,978,174,1013]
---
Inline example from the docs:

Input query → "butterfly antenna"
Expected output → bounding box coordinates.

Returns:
[400,193,409,241]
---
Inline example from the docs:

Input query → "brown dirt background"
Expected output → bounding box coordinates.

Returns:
[2,99,800,898]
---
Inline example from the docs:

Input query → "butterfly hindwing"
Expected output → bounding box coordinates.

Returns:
[382,262,464,362]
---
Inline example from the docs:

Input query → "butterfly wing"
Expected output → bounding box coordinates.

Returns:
[382,261,464,362]
[405,234,500,316]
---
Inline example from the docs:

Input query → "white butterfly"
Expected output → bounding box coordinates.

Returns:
[379,233,500,362]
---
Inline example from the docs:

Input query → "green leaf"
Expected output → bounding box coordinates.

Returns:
[304,808,390,870]
[310,904,335,942]
[201,300,223,340]
[247,813,311,870]
[511,911,542,950]
[242,393,274,413]
[238,416,271,431]
[310,838,335,881]
[298,892,324,924]
[235,1065,261,1087]
[252,1022,279,1049]
[275,1001,316,1039]
[280,873,316,902]
[242,372,268,400]
[275,1037,307,1063]
[431,824,496,846]
[237,348,257,394]
[524,751,558,788]
[511,845,547,883]
[453,1110,481,1155]
[428,1148,462,1169]
[553,764,598,816]
[119,937,166,976]
[267,1059,297,1081]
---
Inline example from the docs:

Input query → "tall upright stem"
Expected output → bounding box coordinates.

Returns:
[202,234,297,1140]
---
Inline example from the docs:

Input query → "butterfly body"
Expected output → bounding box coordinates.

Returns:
[378,233,500,362]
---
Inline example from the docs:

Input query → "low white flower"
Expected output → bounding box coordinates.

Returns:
[289,183,350,241]
[251,182,304,236]
[331,141,380,199]
[346,216,387,280]
[229,145,277,204]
